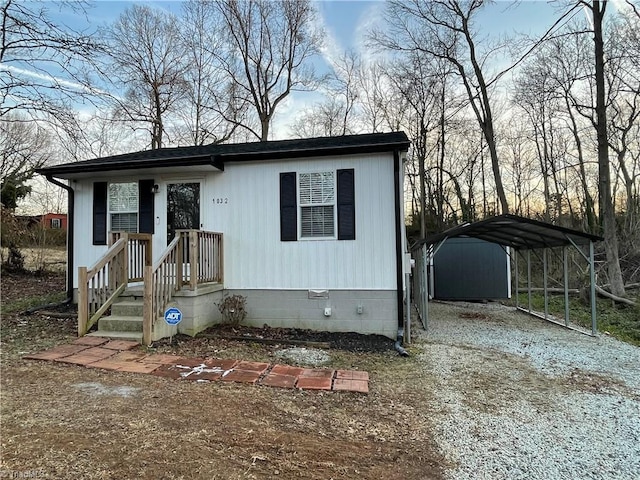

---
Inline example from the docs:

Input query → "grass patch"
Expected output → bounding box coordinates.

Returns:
[511,293,640,346]
[1,290,67,315]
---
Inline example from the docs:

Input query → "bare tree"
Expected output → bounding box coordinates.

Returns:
[291,50,361,138]
[177,0,248,146]
[374,0,510,214]
[105,4,188,149]
[0,114,50,208]
[0,0,102,125]
[215,0,323,141]
[584,0,626,296]
[606,14,640,218]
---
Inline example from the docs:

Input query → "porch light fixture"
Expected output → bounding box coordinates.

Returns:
[151,184,159,194]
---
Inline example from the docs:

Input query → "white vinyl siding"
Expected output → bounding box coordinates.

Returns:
[109,182,138,232]
[72,152,399,291]
[299,172,335,238]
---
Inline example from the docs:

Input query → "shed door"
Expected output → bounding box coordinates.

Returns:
[167,182,201,244]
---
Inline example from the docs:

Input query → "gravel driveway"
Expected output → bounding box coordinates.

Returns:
[414,301,640,480]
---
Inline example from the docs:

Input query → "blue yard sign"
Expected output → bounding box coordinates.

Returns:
[164,307,182,326]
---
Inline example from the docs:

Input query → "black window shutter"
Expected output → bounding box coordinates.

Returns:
[280,172,297,241]
[138,179,155,234]
[93,182,108,245]
[337,168,355,240]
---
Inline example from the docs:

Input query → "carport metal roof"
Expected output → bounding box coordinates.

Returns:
[415,214,603,250]
[411,214,603,338]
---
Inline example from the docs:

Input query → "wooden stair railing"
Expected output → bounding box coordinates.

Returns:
[143,230,223,345]
[77,233,152,336]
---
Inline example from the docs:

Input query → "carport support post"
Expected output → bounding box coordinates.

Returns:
[514,250,519,309]
[563,246,569,327]
[589,241,597,335]
[543,248,549,320]
[527,250,532,313]
[423,247,429,331]
[405,272,411,344]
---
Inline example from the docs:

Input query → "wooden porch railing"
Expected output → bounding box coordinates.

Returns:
[77,232,152,336]
[143,230,223,345]
[110,232,153,281]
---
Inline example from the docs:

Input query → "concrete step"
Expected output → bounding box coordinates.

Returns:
[111,299,144,317]
[86,330,144,342]
[98,315,143,332]
[119,286,145,300]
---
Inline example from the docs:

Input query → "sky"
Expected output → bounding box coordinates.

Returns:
[45,0,568,135]
[15,0,611,142]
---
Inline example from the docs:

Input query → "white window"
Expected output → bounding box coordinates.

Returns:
[299,172,335,238]
[50,218,61,229]
[108,182,138,232]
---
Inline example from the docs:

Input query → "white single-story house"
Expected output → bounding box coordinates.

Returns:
[38,132,411,345]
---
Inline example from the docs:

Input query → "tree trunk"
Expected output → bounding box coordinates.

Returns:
[260,116,270,142]
[565,97,597,232]
[593,0,626,297]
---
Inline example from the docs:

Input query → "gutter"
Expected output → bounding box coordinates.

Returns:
[45,175,74,302]
[393,151,409,357]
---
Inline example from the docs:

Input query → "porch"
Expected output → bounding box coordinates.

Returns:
[78,230,224,345]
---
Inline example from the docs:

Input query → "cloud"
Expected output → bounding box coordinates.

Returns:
[1,64,112,97]
[353,2,389,67]
[314,3,345,74]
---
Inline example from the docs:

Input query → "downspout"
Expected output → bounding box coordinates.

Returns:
[45,175,74,302]
[393,151,409,357]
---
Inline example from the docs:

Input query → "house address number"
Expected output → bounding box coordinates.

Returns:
[213,197,229,204]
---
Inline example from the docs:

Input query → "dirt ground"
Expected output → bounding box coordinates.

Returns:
[0,272,445,479]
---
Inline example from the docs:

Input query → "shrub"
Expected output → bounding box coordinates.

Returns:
[216,294,247,327]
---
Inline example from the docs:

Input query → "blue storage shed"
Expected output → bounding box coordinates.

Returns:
[432,237,511,300]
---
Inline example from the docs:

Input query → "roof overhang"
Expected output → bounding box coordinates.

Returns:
[415,214,603,250]
[37,132,411,180]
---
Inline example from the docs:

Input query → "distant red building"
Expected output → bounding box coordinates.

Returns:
[41,213,67,230]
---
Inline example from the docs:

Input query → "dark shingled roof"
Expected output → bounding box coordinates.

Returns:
[415,214,603,250]
[38,131,411,178]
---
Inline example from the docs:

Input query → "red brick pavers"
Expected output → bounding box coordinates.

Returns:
[258,364,303,389]
[152,358,238,381]
[24,341,370,393]
[218,360,269,384]
[333,378,369,393]
[101,340,140,351]
[260,374,297,388]
[56,347,117,365]
[270,364,304,377]
[72,337,109,347]
[139,354,183,365]
[22,344,88,361]
[220,369,262,384]
[295,368,335,390]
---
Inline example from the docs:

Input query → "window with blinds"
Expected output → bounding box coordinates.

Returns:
[108,182,138,233]
[299,172,335,238]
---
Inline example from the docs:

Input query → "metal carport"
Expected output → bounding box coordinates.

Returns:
[412,214,604,336]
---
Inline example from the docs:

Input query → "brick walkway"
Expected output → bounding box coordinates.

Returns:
[23,337,369,393]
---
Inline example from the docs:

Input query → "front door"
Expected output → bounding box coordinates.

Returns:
[167,182,201,244]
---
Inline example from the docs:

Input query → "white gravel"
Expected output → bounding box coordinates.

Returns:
[414,301,640,480]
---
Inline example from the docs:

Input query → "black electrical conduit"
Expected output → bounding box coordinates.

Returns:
[393,151,410,357]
